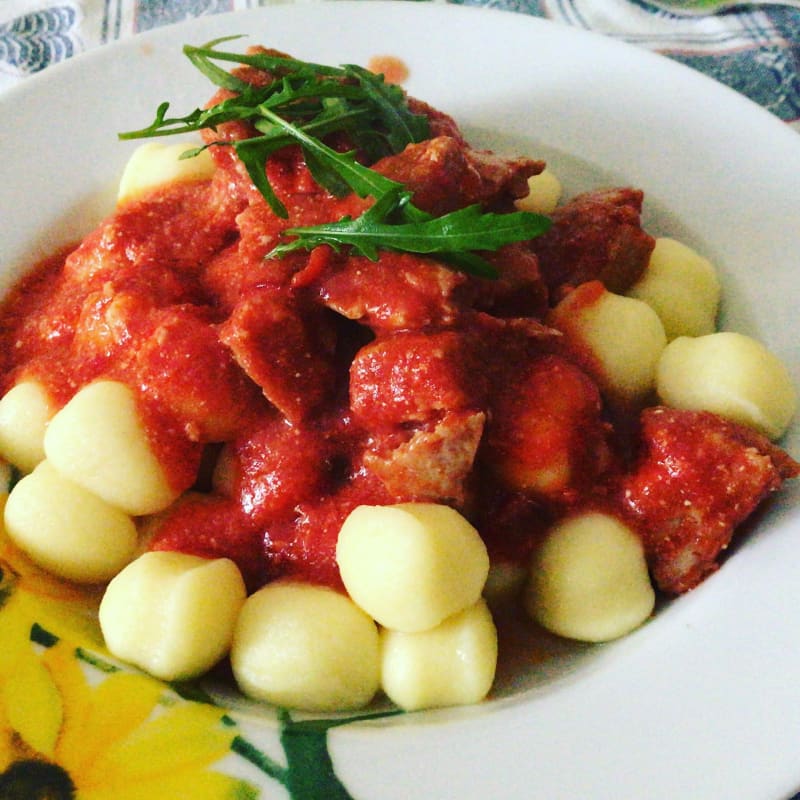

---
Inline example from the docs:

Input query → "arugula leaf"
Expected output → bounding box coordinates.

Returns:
[276,204,551,257]
[183,37,257,92]
[184,39,344,80]
[119,92,272,140]
[271,202,549,278]
[343,64,429,151]
[121,37,430,156]
[234,137,291,217]
[256,107,401,201]
[118,38,552,278]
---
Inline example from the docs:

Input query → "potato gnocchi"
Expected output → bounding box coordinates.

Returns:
[657,332,797,440]
[118,141,217,204]
[100,551,246,681]
[0,379,56,473]
[627,237,721,340]
[380,599,498,711]
[4,460,138,583]
[44,380,180,516]
[515,168,563,215]
[336,503,490,633]
[548,281,667,404]
[231,581,381,712]
[524,512,655,642]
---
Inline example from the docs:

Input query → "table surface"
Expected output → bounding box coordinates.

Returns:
[1,0,799,135]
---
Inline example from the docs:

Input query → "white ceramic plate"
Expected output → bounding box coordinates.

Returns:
[1,3,799,798]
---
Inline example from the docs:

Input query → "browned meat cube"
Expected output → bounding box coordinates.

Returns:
[349,329,486,426]
[363,410,485,505]
[374,136,542,216]
[406,97,468,144]
[530,187,655,299]
[619,406,799,594]
[315,251,469,334]
[471,243,549,320]
[219,289,337,423]
[134,305,264,442]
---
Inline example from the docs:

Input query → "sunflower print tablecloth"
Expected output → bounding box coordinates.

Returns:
[0,519,397,799]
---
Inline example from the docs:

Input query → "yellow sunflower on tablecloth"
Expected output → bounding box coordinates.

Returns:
[0,493,385,800]
[0,508,258,800]
[0,636,255,799]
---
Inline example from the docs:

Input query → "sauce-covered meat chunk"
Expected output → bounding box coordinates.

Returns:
[531,187,655,299]
[619,407,799,593]
[483,353,613,504]
[349,328,487,426]
[220,289,338,423]
[374,136,542,216]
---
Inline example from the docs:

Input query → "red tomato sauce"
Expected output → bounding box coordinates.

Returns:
[366,55,410,86]
[1,74,795,597]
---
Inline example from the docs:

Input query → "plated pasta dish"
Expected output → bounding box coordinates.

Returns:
[0,40,796,714]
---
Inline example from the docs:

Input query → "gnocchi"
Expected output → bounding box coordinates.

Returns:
[657,332,797,440]
[231,581,380,712]
[380,599,498,711]
[44,380,180,516]
[548,281,667,404]
[99,551,246,681]
[524,511,655,642]
[336,503,490,633]
[4,460,138,583]
[0,380,56,473]
[627,237,721,340]
[514,168,562,214]
[117,141,216,204]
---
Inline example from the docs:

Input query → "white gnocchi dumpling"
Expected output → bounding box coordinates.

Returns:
[44,380,179,516]
[524,511,655,643]
[118,142,216,204]
[99,551,246,682]
[514,167,562,215]
[627,237,721,340]
[336,503,490,633]
[3,460,138,583]
[548,281,667,404]
[0,380,56,473]
[656,331,797,440]
[380,598,498,711]
[231,581,380,712]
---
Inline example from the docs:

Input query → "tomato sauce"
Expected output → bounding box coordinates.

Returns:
[366,55,409,86]
[1,73,795,597]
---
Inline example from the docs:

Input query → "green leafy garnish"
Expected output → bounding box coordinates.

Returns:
[119,35,430,210]
[272,194,551,279]
[119,37,551,278]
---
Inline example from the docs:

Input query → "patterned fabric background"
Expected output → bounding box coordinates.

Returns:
[0,0,799,132]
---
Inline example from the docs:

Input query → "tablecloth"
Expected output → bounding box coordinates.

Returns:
[1,0,799,134]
